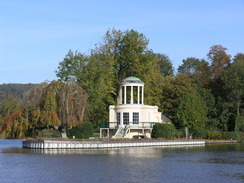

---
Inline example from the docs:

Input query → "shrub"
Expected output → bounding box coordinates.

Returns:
[221,131,237,140]
[193,128,206,139]
[175,129,185,138]
[206,130,222,139]
[152,123,179,139]
[206,131,240,140]
[237,132,244,143]
[67,122,93,139]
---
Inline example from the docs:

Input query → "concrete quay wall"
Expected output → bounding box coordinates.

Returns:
[23,139,205,149]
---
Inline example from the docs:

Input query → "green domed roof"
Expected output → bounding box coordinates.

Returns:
[122,77,144,84]
[124,77,141,81]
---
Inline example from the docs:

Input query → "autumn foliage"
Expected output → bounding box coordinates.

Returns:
[0,81,87,138]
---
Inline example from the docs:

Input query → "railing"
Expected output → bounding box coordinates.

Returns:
[100,122,156,129]
[100,122,110,128]
[124,125,130,136]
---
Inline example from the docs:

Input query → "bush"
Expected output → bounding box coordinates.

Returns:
[67,122,93,139]
[206,130,222,139]
[221,131,237,140]
[237,132,244,143]
[152,123,180,139]
[193,128,207,139]
[206,131,240,140]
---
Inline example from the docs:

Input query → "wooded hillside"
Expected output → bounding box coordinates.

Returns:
[0,84,37,102]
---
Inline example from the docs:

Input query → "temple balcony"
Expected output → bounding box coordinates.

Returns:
[100,122,156,138]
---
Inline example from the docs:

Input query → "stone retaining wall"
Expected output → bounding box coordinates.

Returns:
[23,139,205,149]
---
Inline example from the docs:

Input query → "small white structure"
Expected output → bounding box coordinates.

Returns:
[100,77,171,138]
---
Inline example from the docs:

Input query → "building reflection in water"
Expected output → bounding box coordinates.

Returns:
[30,144,205,157]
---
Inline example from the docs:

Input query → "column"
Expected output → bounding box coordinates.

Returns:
[137,86,140,104]
[130,86,133,104]
[119,87,122,104]
[124,86,127,104]
[142,86,144,104]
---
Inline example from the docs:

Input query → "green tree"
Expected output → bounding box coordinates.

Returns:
[222,60,244,131]
[177,57,204,75]
[159,75,197,122]
[233,53,244,63]
[177,57,212,87]
[177,56,217,131]
[206,45,232,127]
[56,29,165,128]
[154,53,174,76]
[175,93,208,136]
[56,50,89,82]
[196,86,218,130]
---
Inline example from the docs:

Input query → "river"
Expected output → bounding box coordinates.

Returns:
[0,139,243,183]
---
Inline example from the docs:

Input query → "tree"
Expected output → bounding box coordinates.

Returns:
[177,57,212,88]
[159,75,197,122]
[206,45,231,100]
[222,60,244,131]
[56,29,165,128]
[175,93,208,136]
[233,53,244,63]
[177,57,204,75]
[154,53,174,76]
[177,57,219,130]
[207,45,231,78]
[0,81,88,138]
[0,96,26,138]
[56,50,89,82]
[27,81,88,137]
[1,107,29,138]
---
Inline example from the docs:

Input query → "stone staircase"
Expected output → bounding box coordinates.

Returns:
[112,127,124,139]
[112,125,131,138]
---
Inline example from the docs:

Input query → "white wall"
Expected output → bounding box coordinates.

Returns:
[109,104,162,125]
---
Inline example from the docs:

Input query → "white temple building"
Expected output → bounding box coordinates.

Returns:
[100,77,172,138]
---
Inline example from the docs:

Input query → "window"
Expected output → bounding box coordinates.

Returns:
[123,112,129,125]
[116,112,120,126]
[133,112,139,124]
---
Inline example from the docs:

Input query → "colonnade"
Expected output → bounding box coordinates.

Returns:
[119,85,144,105]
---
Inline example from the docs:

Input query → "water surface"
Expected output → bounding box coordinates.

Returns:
[0,139,243,183]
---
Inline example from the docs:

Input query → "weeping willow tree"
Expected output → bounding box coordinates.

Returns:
[1,81,88,138]
[27,80,88,138]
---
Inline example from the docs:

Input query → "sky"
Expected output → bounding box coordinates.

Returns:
[0,0,244,84]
